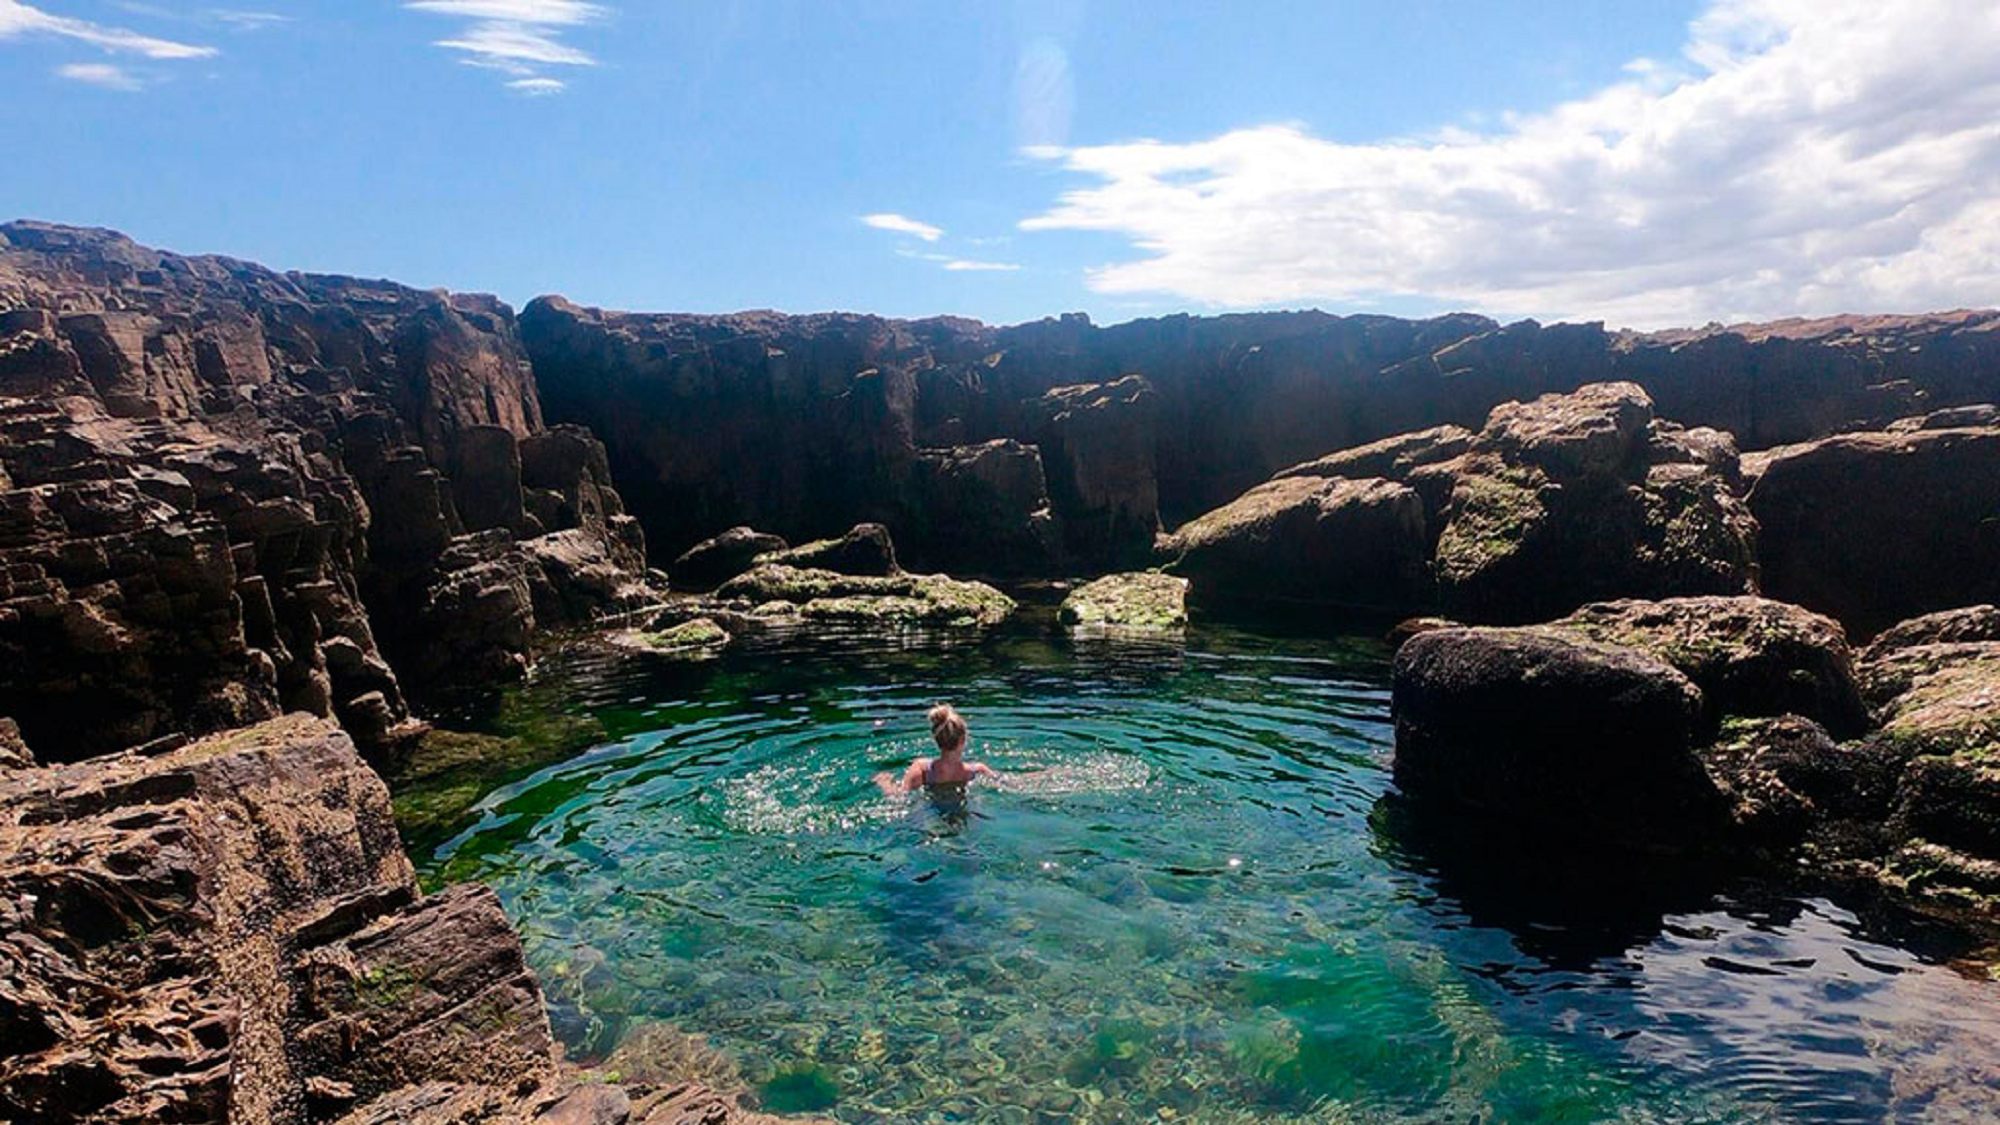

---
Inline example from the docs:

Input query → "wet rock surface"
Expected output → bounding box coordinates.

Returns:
[0,223,655,763]
[1058,571,1189,633]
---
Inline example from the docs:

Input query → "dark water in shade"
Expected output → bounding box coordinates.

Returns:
[419,613,2000,1125]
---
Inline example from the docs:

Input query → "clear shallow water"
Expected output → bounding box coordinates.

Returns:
[423,615,2000,1124]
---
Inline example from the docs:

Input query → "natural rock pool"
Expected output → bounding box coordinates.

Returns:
[415,614,2000,1124]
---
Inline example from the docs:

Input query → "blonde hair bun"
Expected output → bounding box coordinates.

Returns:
[928,703,968,752]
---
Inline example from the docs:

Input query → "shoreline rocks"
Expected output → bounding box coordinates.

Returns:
[1059,571,1190,633]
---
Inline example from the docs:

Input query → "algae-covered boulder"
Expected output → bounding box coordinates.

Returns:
[1160,475,1430,612]
[717,565,1013,627]
[1392,626,1728,851]
[1551,597,1869,736]
[1431,384,1758,623]
[672,527,789,591]
[1060,572,1190,632]
[756,523,899,576]
[611,616,733,661]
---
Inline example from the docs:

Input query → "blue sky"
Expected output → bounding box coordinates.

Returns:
[5,2,1998,328]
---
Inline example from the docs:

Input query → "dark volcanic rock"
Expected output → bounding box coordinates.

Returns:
[1391,626,1728,851]
[1034,375,1161,566]
[671,526,789,592]
[1747,423,2000,638]
[1159,475,1430,613]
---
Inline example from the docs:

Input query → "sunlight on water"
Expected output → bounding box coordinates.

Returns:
[423,620,2000,1125]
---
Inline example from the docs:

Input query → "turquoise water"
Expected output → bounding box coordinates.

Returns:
[424,615,2000,1124]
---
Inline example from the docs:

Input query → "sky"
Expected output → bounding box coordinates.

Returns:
[3,1,1998,330]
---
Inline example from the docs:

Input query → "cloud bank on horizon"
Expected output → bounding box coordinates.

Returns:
[1021,0,2000,328]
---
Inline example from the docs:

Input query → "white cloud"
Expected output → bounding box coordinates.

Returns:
[943,259,1021,272]
[0,0,215,59]
[58,60,139,89]
[1022,0,2000,328]
[407,0,607,89]
[862,213,944,242]
[208,10,290,31]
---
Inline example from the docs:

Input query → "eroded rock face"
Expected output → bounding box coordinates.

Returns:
[907,439,1061,576]
[0,713,809,1125]
[0,223,654,761]
[1748,424,2000,639]
[522,294,1999,576]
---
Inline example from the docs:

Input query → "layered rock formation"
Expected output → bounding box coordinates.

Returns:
[0,714,816,1125]
[0,223,653,763]
[521,297,1999,576]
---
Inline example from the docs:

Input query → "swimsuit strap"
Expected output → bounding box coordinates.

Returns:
[922,760,932,786]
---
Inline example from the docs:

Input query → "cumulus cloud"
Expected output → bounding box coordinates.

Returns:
[0,0,215,59]
[1022,0,2000,328]
[406,0,607,90]
[58,60,139,89]
[862,213,944,242]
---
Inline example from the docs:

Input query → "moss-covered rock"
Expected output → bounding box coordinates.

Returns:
[1160,475,1430,613]
[1552,596,1869,736]
[1861,640,2000,757]
[717,564,1013,627]
[1059,572,1190,632]
[754,523,899,576]
[611,616,733,660]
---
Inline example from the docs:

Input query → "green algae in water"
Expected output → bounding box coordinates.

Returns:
[425,621,2000,1124]
[760,1061,842,1113]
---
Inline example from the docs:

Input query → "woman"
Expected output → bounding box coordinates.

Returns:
[876,703,1000,800]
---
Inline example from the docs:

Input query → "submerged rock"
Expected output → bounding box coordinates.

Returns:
[1159,475,1430,612]
[671,526,789,592]
[1392,626,1727,852]
[1059,572,1190,632]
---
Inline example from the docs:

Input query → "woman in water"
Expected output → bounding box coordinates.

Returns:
[877,703,999,799]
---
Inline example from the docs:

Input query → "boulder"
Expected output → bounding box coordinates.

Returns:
[1747,425,2000,638]
[609,617,732,660]
[1863,605,2000,658]
[716,564,1014,627]
[1160,475,1430,613]
[671,526,789,591]
[1551,597,1870,737]
[1391,626,1728,851]
[757,522,899,576]
[1059,572,1189,632]
[1428,385,1758,623]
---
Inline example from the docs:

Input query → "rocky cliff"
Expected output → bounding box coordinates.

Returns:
[521,298,2000,575]
[0,223,653,765]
